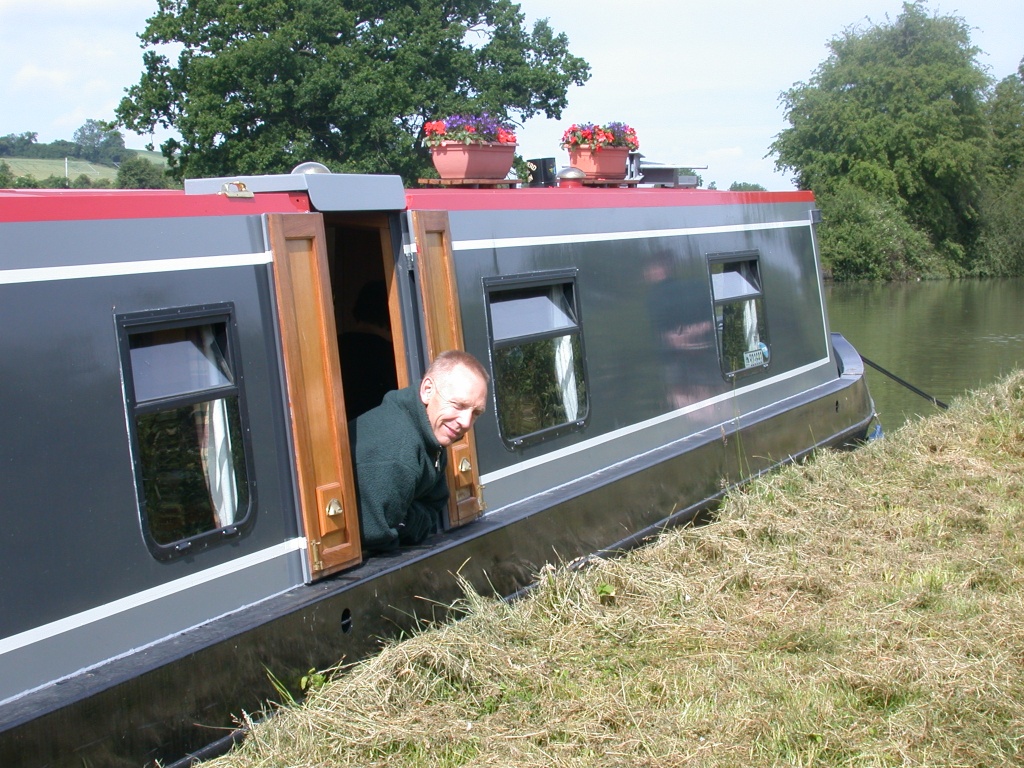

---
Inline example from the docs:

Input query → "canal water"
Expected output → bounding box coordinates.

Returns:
[826,278,1024,431]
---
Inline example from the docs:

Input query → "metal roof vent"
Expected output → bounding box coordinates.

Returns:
[557,166,586,188]
[291,161,331,175]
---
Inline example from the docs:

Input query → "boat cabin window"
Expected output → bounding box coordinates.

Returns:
[485,272,589,448]
[117,305,254,558]
[708,253,770,378]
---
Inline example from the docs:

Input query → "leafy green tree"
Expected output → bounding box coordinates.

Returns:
[984,62,1024,188]
[976,60,1024,275]
[0,132,38,157]
[117,154,171,188]
[0,133,80,160]
[815,178,945,280]
[116,0,590,182]
[41,174,71,189]
[728,181,766,192]
[73,119,126,165]
[0,160,13,187]
[771,1,991,276]
[73,120,107,160]
[977,173,1024,276]
[44,140,81,160]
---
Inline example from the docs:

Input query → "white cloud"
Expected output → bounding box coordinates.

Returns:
[10,63,74,91]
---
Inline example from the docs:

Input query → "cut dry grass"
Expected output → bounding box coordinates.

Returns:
[207,372,1024,767]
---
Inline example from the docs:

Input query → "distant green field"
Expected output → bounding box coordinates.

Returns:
[3,150,168,182]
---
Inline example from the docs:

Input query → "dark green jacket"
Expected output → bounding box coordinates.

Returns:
[348,385,448,552]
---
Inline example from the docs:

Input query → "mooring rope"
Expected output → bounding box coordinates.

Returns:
[861,355,949,410]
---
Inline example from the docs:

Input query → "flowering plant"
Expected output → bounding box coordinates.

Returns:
[561,121,639,151]
[422,113,517,147]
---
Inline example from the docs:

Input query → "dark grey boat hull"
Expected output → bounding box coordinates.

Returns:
[0,175,875,766]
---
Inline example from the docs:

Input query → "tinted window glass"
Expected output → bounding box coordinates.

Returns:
[486,279,589,447]
[494,334,586,441]
[135,397,248,544]
[120,308,252,556]
[710,257,770,377]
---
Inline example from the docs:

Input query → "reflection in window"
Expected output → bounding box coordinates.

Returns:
[710,255,770,377]
[487,280,588,447]
[121,310,251,554]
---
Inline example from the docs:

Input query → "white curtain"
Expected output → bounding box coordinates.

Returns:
[555,334,579,422]
[199,327,238,527]
[743,298,759,353]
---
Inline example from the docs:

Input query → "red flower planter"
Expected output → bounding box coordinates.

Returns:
[566,146,629,180]
[430,142,517,180]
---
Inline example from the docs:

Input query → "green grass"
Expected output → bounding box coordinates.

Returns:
[206,371,1024,767]
[3,150,167,182]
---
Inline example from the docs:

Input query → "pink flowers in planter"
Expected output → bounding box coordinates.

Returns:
[423,114,518,147]
[560,122,639,151]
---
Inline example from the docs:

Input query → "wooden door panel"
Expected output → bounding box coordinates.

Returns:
[268,213,361,578]
[411,211,484,525]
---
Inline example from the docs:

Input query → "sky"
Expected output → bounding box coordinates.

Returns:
[0,0,1021,190]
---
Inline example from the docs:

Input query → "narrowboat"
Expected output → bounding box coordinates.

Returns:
[0,167,875,766]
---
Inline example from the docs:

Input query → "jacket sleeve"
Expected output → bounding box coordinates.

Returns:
[400,467,449,545]
[354,457,421,550]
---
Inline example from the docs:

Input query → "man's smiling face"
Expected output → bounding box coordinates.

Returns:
[420,363,488,446]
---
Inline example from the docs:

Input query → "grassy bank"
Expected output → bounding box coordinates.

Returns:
[208,372,1024,767]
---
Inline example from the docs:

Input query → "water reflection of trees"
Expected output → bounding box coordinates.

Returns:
[494,335,586,442]
[138,397,248,545]
[827,279,1024,426]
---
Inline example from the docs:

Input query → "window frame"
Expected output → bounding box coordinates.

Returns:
[707,250,771,380]
[483,270,590,450]
[116,303,257,559]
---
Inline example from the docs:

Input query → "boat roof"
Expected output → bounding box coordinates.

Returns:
[403,187,814,211]
[0,173,814,224]
[0,187,310,223]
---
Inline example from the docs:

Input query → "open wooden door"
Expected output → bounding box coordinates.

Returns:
[410,210,484,526]
[268,213,362,578]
